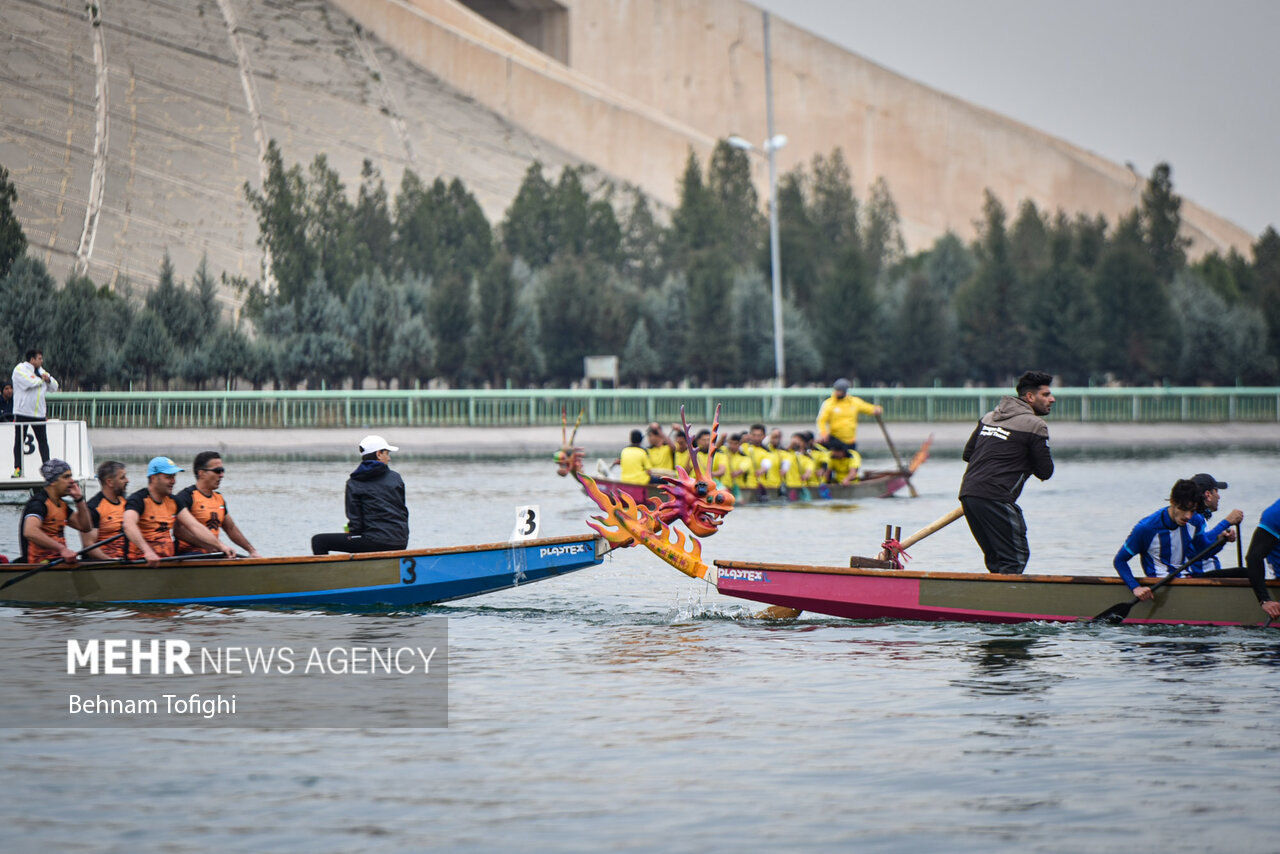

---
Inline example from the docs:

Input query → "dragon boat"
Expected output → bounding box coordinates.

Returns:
[0,534,605,608]
[557,408,1276,628]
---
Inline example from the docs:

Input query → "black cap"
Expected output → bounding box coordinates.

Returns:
[1191,473,1227,491]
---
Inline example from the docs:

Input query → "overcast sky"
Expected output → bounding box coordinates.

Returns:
[754,0,1276,240]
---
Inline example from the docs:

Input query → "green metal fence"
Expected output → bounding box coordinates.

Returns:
[47,387,1280,429]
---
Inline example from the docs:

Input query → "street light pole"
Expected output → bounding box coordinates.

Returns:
[763,11,785,390]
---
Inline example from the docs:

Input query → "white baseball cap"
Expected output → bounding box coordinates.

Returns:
[359,435,399,454]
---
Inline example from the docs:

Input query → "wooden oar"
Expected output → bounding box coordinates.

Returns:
[875,413,917,498]
[0,533,126,591]
[1092,536,1227,623]
[877,505,965,562]
[1236,523,1243,569]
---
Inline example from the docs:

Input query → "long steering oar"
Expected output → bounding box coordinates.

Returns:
[0,532,126,592]
[875,413,917,498]
[1092,536,1226,623]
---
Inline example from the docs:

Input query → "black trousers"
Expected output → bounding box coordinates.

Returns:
[12,416,49,471]
[311,532,400,555]
[961,496,1030,574]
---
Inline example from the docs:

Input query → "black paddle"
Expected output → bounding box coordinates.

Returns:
[1093,536,1226,623]
[0,532,126,591]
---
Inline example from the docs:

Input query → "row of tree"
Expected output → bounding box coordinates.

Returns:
[1,148,1278,390]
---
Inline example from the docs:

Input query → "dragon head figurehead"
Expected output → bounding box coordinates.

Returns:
[554,407,585,476]
[651,405,735,536]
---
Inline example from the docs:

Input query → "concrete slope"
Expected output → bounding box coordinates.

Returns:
[0,0,578,298]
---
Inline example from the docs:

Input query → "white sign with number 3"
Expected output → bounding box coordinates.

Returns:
[511,505,540,540]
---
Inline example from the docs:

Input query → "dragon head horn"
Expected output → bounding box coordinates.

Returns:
[707,403,721,475]
[560,406,585,446]
[680,405,701,479]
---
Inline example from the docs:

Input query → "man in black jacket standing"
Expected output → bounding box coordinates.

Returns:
[311,435,410,554]
[958,371,1055,574]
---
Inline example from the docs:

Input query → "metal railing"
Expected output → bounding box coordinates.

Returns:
[44,387,1280,429]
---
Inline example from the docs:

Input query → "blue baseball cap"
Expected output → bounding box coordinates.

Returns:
[146,456,184,476]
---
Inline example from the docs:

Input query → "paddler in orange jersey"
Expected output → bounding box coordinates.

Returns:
[123,456,230,567]
[83,460,129,560]
[19,459,92,564]
[174,451,261,557]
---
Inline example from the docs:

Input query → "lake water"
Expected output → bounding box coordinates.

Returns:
[3,442,1280,852]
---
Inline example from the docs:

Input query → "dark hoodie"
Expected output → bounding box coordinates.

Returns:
[958,395,1054,504]
[345,460,409,549]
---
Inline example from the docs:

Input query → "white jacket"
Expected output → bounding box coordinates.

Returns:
[11,361,59,418]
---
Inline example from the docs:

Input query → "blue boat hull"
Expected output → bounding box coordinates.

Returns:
[0,535,606,608]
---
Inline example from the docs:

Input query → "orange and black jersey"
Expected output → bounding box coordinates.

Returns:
[86,492,127,558]
[124,488,178,558]
[174,485,226,553]
[20,491,71,564]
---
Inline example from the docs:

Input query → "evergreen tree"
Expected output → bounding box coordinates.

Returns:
[305,154,360,297]
[776,169,819,315]
[1092,212,1172,382]
[890,269,953,385]
[1251,227,1280,377]
[618,187,665,289]
[244,140,314,302]
[2,255,58,353]
[621,318,661,385]
[388,315,434,389]
[469,254,521,386]
[428,271,472,385]
[346,270,399,388]
[51,274,102,389]
[192,254,221,335]
[1008,200,1050,283]
[707,140,761,263]
[292,271,352,389]
[145,252,203,347]
[537,257,600,384]
[0,164,28,280]
[123,308,174,390]
[1031,214,1096,384]
[1141,163,1190,283]
[205,325,251,390]
[863,177,905,284]
[501,162,556,267]
[955,191,1028,383]
[729,270,775,380]
[354,159,393,275]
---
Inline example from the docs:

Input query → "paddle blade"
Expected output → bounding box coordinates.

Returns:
[1092,599,1136,623]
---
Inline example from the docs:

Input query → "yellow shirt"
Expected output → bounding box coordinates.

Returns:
[696,449,715,481]
[816,394,878,445]
[739,448,761,489]
[674,449,691,472]
[808,445,830,485]
[760,445,783,489]
[619,446,651,485]
[781,449,805,488]
[647,445,674,471]
[827,451,864,484]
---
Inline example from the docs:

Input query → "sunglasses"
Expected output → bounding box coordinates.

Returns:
[201,467,226,474]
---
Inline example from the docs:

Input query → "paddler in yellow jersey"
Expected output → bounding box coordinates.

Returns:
[723,433,753,492]
[801,432,826,487]
[743,423,770,493]
[644,423,675,473]
[826,444,864,485]
[671,428,692,472]
[816,378,882,454]
[617,430,652,485]
[760,428,785,492]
